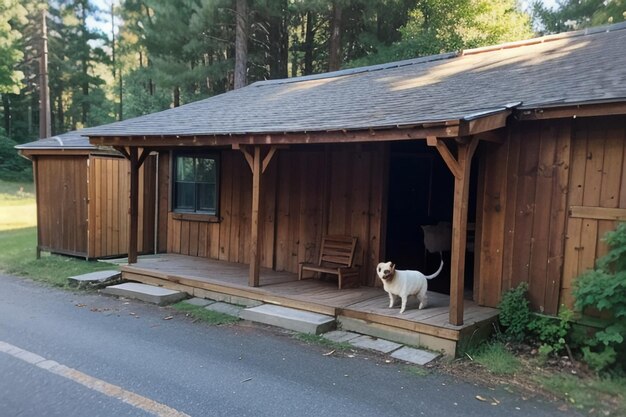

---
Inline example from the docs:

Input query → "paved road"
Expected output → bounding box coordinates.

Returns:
[0,274,570,417]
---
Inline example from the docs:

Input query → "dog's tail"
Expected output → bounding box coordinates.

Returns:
[424,252,444,280]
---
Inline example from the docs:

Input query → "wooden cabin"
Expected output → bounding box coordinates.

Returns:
[16,131,158,259]
[27,23,623,355]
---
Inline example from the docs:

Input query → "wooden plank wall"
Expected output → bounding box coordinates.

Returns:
[87,155,156,258]
[560,117,626,308]
[36,155,89,257]
[166,144,386,286]
[476,115,626,314]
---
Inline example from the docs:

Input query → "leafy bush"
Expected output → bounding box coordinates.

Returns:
[498,282,531,342]
[573,223,626,372]
[527,308,573,357]
[0,130,31,182]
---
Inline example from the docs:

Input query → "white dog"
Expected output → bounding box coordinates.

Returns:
[376,258,443,314]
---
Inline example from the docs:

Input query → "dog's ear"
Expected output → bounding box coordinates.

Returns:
[390,263,396,273]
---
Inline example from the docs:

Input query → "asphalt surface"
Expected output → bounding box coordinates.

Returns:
[0,274,571,417]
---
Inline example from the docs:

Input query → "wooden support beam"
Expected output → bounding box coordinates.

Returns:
[262,146,278,174]
[137,147,152,168]
[249,146,262,287]
[240,146,254,172]
[89,125,460,148]
[516,101,626,121]
[430,136,479,325]
[429,138,462,179]
[447,137,478,326]
[113,146,130,160]
[128,147,139,264]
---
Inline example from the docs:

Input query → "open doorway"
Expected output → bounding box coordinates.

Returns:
[385,141,478,295]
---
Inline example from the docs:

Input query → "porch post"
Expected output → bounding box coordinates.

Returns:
[428,136,478,326]
[250,146,262,287]
[128,147,139,264]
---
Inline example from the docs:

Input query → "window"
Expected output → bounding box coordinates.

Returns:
[173,154,219,215]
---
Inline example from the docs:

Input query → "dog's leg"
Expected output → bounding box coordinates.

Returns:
[418,291,428,310]
[388,292,396,308]
[400,296,408,314]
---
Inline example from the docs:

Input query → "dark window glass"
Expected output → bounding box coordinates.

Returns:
[173,154,219,215]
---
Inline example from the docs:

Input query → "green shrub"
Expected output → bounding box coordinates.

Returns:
[498,282,531,342]
[527,307,573,356]
[0,132,32,182]
[573,223,626,372]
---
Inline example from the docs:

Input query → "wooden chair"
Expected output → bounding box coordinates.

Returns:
[298,235,360,289]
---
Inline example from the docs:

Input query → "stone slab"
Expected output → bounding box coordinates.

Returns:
[338,316,456,356]
[68,270,121,288]
[182,297,215,307]
[391,346,441,365]
[192,288,263,307]
[205,302,244,317]
[102,283,187,306]
[322,330,361,343]
[240,304,335,334]
[349,335,402,354]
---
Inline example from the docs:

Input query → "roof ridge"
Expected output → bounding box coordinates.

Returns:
[461,21,626,56]
[250,21,626,88]
[249,52,459,87]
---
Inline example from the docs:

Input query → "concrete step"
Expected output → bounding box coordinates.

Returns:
[240,304,335,334]
[102,283,187,306]
[68,270,121,288]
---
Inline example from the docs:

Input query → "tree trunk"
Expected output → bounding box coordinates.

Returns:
[328,2,342,72]
[234,0,248,89]
[304,11,315,75]
[80,2,89,125]
[56,87,64,134]
[268,0,288,79]
[2,95,11,137]
[173,86,180,107]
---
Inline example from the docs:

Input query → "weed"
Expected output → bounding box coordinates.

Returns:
[498,282,531,342]
[294,333,353,351]
[527,308,573,356]
[172,301,239,325]
[573,223,626,372]
[472,342,520,375]
[537,374,626,416]
[405,365,430,377]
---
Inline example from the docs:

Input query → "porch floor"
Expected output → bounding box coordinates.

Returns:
[119,254,498,354]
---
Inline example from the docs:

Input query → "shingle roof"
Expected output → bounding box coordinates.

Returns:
[16,130,95,150]
[81,22,626,138]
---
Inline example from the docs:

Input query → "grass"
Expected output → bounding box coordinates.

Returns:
[294,333,354,351]
[471,341,521,375]
[0,227,117,287]
[537,374,626,416]
[171,301,240,325]
[0,180,116,287]
[0,180,36,231]
[405,365,430,377]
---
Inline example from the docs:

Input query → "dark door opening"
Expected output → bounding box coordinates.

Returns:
[384,141,477,295]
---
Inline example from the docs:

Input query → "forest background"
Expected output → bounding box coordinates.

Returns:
[1,0,624,180]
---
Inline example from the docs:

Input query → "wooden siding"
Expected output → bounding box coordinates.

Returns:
[476,116,626,314]
[166,145,387,286]
[35,155,89,257]
[560,117,626,308]
[87,155,156,258]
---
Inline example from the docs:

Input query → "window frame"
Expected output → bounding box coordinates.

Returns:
[172,152,220,217]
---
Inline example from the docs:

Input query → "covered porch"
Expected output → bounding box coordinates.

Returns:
[119,253,498,355]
